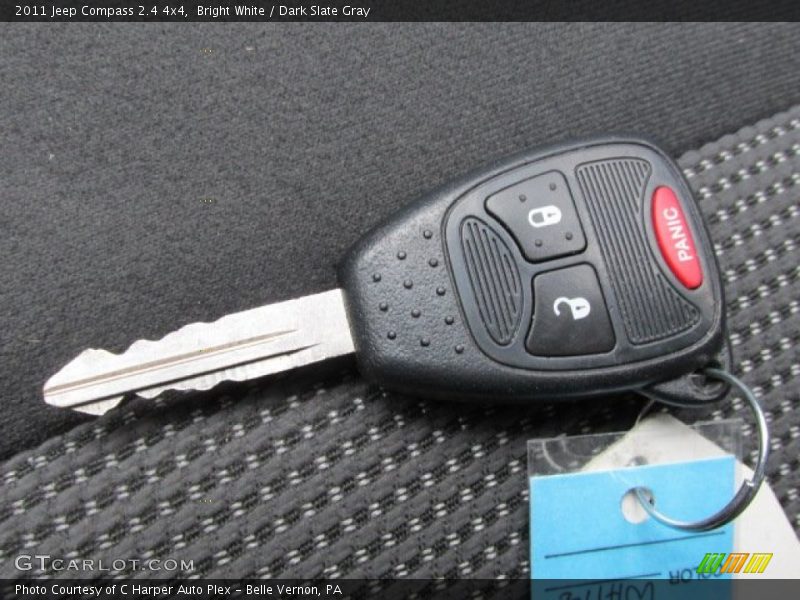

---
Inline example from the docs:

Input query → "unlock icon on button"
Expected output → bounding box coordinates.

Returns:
[553,296,591,321]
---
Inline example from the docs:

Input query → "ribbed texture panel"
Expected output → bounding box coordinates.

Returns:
[460,217,523,346]
[576,158,700,344]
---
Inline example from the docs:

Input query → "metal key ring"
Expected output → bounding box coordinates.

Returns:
[633,368,770,532]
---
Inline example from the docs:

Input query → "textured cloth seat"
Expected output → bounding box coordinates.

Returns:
[1,106,799,581]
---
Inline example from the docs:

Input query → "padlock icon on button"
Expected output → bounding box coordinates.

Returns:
[553,296,591,321]
[528,205,563,228]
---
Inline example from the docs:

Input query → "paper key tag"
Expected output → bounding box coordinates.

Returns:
[528,414,800,592]
[586,414,800,579]
[530,454,735,580]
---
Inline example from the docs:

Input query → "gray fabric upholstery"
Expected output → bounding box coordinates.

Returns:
[1,105,799,579]
[4,23,800,458]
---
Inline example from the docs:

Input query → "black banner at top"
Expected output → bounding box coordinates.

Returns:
[3,0,800,22]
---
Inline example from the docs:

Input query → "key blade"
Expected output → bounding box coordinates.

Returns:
[43,289,355,415]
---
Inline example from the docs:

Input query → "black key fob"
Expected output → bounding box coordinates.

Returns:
[339,137,730,406]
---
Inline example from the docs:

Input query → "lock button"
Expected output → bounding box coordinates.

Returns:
[526,264,616,357]
[485,170,586,262]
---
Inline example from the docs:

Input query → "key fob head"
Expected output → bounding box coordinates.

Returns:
[339,137,728,405]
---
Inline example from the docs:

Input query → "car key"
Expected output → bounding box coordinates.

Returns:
[44,136,730,415]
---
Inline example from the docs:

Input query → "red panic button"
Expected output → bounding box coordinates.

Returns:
[652,186,703,289]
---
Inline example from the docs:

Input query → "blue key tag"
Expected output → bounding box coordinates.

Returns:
[528,415,743,597]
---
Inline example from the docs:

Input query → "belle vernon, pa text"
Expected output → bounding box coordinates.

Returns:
[198,4,371,17]
[16,584,343,597]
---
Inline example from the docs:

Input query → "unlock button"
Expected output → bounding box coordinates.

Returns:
[526,264,616,356]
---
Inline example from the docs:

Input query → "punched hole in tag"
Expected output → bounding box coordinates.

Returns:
[621,455,654,524]
[621,487,654,524]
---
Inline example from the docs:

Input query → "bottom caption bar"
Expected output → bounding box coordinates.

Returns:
[4,579,800,600]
